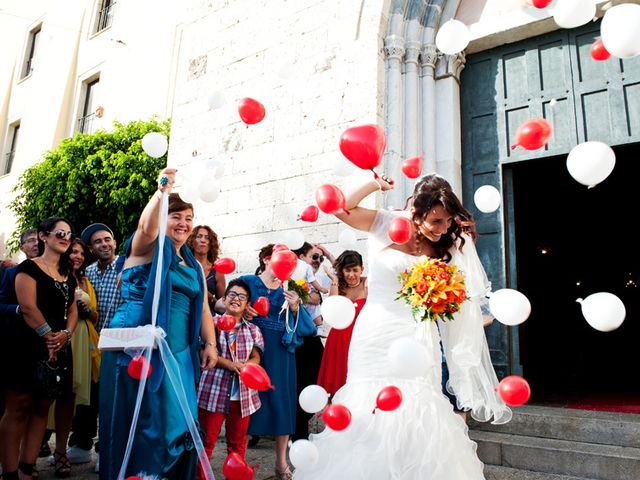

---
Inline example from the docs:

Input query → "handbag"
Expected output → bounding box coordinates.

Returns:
[281,307,317,353]
[33,358,68,399]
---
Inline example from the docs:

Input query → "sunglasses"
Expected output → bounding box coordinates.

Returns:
[226,291,248,301]
[49,230,75,241]
[311,254,325,262]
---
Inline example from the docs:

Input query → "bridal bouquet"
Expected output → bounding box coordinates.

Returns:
[396,256,466,322]
[286,278,311,304]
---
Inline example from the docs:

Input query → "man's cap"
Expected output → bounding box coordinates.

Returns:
[81,223,114,245]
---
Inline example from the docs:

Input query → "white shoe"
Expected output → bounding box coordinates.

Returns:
[66,446,92,464]
[94,453,100,473]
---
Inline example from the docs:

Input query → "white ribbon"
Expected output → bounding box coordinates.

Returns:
[116,189,215,480]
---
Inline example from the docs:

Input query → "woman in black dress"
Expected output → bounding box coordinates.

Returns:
[187,225,226,314]
[0,217,78,480]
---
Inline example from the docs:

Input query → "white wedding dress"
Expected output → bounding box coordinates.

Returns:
[295,210,511,480]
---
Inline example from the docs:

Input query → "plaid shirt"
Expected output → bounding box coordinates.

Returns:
[86,259,120,331]
[197,318,264,417]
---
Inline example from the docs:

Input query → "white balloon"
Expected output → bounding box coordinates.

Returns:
[489,289,532,326]
[198,178,220,203]
[298,385,329,413]
[207,90,226,110]
[289,440,319,471]
[473,185,501,213]
[566,141,615,188]
[332,157,355,177]
[435,19,471,55]
[577,292,626,332]
[552,0,595,29]
[284,229,305,251]
[141,132,168,158]
[321,295,356,330]
[601,3,640,59]
[387,337,431,379]
[178,182,199,204]
[338,229,357,250]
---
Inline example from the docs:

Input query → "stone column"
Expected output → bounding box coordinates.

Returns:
[420,43,438,175]
[435,51,466,195]
[383,34,405,209]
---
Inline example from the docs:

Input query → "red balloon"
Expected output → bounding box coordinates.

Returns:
[315,184,348,215]
[217,314,236,331]
[126,477,142,480]
[511,118,553,151]
[590,38,611,61]
[497,375,531,407]
[240,363,274,391]
[388,216,414,245]
[376,385,403,412]
[401,156,423,179]
[272,243,289,253]
[214,257,236,275]
[241,464,255,480]
[531,0,552,8]
[253,296,270,316]
[339,124,386,173]
[270,249,297,282]
[222,452,248,480]
[127,355,152,380]
[322,403,352,431]
[298,205,319,222]
[238,97,265,125]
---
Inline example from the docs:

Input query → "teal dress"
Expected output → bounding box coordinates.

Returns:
[99,239,204,480]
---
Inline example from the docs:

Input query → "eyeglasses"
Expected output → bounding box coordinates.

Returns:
[48,230,75,240]
[226,291,248,301]
[312,254,325,262]
[22,238,38,245]
[195,234,210,241]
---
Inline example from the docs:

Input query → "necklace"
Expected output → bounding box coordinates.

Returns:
[260,273,281,294]
[38,258,62,282]
[346,279,362,288]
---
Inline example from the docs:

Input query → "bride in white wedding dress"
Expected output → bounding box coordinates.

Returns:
[295,174,511,480]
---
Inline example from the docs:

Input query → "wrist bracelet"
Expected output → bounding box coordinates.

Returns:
[35,323,52,337]
[63,328,72,342]
[204,341,215,347]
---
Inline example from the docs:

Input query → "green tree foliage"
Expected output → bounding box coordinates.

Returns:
[9,118,169,251]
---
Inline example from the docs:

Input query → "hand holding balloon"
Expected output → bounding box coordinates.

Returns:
[157,168,177,193]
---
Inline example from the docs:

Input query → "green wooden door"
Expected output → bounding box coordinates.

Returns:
[461,21,640,378]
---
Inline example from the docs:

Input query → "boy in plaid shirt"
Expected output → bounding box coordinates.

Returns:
[197,278,264,479]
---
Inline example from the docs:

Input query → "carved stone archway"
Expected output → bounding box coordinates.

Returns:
[382,0,464,208]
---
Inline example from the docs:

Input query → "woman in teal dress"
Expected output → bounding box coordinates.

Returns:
[99,168,218,480]
[241,244,310,480]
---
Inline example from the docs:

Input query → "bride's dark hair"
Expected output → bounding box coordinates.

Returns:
[410,174,476,261]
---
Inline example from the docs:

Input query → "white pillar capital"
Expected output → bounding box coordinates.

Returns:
[384,35,406,61]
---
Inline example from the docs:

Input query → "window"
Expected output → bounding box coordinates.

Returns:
[94,0,116,33]
[3,123,20,175]
[22,26,41,78]
[77,78,99,133]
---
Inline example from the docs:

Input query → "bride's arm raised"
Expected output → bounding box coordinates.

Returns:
[334,175,394,232]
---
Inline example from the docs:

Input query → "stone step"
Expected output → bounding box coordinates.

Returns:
[469,405,640,448]
[484,464,597,480]
[470,429,640,480]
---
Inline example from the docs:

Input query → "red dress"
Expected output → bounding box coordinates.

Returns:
[317,297,367,395]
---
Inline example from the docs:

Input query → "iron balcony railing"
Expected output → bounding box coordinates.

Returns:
[77,113,95,134]
[96,2,115,32]
[3,151,15,175]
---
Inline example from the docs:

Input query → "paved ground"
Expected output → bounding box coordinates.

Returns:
[32,415,326,480]
[33,436,279,480]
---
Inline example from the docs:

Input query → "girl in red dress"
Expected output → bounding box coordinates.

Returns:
[317,250,367,396]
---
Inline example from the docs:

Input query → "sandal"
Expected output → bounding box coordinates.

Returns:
[18,462,35,479]
[274,465,293,480]
[53,451,71,478]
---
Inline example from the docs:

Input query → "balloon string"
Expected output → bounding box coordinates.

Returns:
[371,169,379,179]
